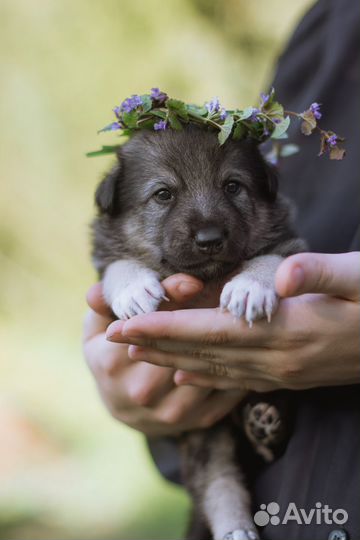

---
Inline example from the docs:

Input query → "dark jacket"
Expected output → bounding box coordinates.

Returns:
[253,1,360,539]
[149,1,360,538]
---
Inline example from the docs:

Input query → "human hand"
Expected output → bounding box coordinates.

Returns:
[107,252,360,392]
[83,277,244,437]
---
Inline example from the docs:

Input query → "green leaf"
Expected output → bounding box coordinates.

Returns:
[168,112,183,130]
[140,95,153,113]
[166,98,185,110]
[280,143,299,157]
[120,129,133,137]
[300,110,317,135]
[137,119,156,130]
[86,145,120,157]
[122,110,139,128]
[329,146,346,160]
[271,116,290,139]
[266,101,284,119]
[237,107,254,120]
[166,99,189,120]
[247,122,266,142]
[232,122,247,140]
[318,133,327,156]
[273,132,288,140]
[150,110,167,119]
[188,105,208,117]
[218,115,234,145]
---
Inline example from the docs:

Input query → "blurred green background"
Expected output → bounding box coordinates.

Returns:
[0,1,312,538]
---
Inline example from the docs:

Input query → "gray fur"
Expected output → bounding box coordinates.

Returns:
[92,126,304,280]
[90,125,306,539]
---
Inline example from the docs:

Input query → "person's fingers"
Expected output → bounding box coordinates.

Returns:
[86,283,113,318]
[84,332,130,376]
[174,370,275,392]
[127,343,271,378]
[187,389,245,427]
[175,369,241,389]
[276,252,360,301]
[128,344,213,372]
[110,361,176,408]
[83,308,114,343]
[160,273,204,308]
[107,308,272,346]
[153,384,211,424]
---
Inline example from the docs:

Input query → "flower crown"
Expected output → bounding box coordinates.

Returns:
[87,87,345,162]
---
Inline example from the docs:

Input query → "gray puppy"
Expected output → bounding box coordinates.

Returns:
[91,125,305,540]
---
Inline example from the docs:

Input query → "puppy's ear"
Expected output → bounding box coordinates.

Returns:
[95,159,122,216]
[241,139,279,202]
[264,162,278,202]
[254,142,279,202]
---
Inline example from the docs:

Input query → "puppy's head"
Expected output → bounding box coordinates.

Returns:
[95,126,278,280]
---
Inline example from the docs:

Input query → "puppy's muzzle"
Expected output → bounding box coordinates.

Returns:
[194,225,226,255]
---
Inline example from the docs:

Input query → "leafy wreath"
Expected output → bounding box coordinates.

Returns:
[87,88,345,163]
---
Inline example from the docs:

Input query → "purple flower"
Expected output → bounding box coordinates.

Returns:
[205,97,221,114]
[154,120,167,131]
[151,88,168,103]
[273,118,281,124]
[326,134,338,147]
[310,102,322,120]
[110,121,121,131]
[121,94,143,113]
[260,92,270,106]
[113,106,121,118]
[219,108,227,121]
[98,121,122,133]
[250,107,261,122]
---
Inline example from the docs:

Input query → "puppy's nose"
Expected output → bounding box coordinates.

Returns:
[195,226,225,254]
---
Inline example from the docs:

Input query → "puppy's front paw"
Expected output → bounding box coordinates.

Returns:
[220,275,278,325]
[111,276,166,320]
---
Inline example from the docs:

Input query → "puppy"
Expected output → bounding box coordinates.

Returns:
[91,125,305,540]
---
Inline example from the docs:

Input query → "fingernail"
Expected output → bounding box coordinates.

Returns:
[177,281,203,297]
[106,321,125,340]
[106,329,123,341]
[128,345,145,359]
[292,265,305,291]
[122,326,144,337]
[174,370,190,385]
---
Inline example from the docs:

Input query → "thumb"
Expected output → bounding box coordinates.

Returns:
[160,273,204,309]
[275,252,360,301]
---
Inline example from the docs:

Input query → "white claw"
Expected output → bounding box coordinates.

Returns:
[111,276,165,320]
[220,274,279,324]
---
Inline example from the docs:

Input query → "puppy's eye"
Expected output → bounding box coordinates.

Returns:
[154,188,173,202]
[223,180,242,195]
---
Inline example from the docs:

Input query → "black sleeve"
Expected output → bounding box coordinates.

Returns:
[147,436,182,485]
[253,3,360,539]
[272,0,360,254]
